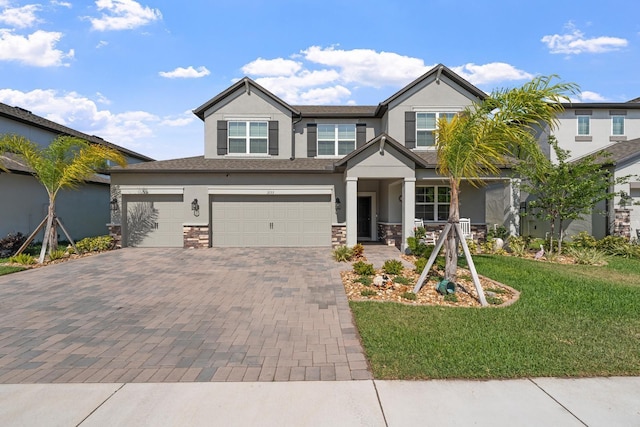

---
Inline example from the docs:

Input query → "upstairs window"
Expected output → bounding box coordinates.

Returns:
[416,112,456,147]
[577,116,590,136]
[317,124,356,156]
[228,121,268,154]
[612,115,625,136]
[415,186,450,222]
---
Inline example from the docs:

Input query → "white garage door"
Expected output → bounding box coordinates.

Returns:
[211,195,331,247]
[124,194,184,247]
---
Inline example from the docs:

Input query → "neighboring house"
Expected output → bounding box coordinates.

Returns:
[0,103,154,241]
[109,64,640,250]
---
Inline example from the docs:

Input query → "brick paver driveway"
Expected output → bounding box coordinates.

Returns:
[0,248,371,383]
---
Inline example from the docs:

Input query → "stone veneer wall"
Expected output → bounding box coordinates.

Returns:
[420,223,488,241]
[613,209,631,239]
[331,225,346,247]
[107,224,122,248]
[377,223,402,249]
[183,225,209,248]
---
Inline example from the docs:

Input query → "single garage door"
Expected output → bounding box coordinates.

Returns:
[124,194,184,247]
[211,194,331,247]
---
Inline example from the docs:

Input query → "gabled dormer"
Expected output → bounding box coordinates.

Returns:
[193,78,300,159]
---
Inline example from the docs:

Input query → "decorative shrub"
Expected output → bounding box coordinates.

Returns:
[401,291,417,301]
[360,289,377,297]
[486,296,503,305]
[487,225,509,240]
[351,243,365,259]
[571,231,597,249]
[353,261,375,276]
[414,257,427,273]
[393,276,411,285]
[407,236,427,257]
[8,253,35,265]
[566,246,608,265]
[0,232,26,258]
[465,239,478,254]
[76,235,114,253]
[443,294,458,303]
[507,235,528,257]
[414,226,427,240]
[356,276,373,286]
[332,245,353,262]
[382,259,403,275]
[48,249,66,261]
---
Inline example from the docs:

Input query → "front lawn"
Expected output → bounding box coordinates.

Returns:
[0,263,25,276]
[350,255,640,379]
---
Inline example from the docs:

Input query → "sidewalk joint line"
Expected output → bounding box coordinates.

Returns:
[76,382,126,426]
[372,380,389,427]
[528,378,589,427]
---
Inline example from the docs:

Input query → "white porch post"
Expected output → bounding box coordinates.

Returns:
[402,177,416,252]
[346,177,358,246]
[507,178,520,236]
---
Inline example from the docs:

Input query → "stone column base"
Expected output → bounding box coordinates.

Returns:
[183,225,209,248]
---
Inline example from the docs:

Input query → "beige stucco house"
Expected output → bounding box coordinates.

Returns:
[0,103,153,242]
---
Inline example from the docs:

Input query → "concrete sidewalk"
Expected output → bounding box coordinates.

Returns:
[0,377,638,426]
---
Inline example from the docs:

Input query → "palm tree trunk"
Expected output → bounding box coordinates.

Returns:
[445,179,460,281]
[47,199,57,253]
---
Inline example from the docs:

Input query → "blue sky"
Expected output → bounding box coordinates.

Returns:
[1,0,639,160]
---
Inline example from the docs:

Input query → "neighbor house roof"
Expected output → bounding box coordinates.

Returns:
[561,102,640,109]
[0,152,109,184]
[591,138,640,166]
[0,102,154,162]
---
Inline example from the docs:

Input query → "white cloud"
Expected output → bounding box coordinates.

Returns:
[0,88,158,145]
[96,40,108,48]
[240,46,535,104]
[451,62,534,85]
[541,23,628,54]
[0,4,41,28]
[160,110,195,127]
[51,1,72,7]
[242,58,302,76]
[89,0,162,31]
[0,29,74,67]
[159,65,210,79]
[569,90,608,103]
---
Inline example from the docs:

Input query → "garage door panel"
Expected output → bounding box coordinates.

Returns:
[125,195,184,247]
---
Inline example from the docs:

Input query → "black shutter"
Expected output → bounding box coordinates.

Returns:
[307,123,317,157]
[405,111,416,149]
[268,121,279,155]
[356,123,366,148]
[217,120,228,155]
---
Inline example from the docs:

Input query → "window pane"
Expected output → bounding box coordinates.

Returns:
[417,131,435,146]
[249,138,267,153]
[317,124,335,140]
[612,116,624,135]
[416,113,436,129]
[317,140,335,156]
[250,122,267,137]
[437,205,450,221]
[424,187,434,203]
[228,122,246,138]
[229,138,245,153]
[338,124,355,139]
[437,187,450,203]
[338,140,355,155]
[578,116,590,135]
[415,205,435,221]
[441,113,456,122]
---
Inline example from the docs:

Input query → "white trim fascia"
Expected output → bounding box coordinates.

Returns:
[120,186,184,195]
[208,185,333,195]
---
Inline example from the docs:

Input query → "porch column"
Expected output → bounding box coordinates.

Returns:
[402,177,416,252]
[507,178,520,236]
[345,177,358,246]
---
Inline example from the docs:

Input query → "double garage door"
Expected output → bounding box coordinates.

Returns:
[211,195,331,247]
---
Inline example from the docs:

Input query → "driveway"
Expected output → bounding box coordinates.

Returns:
[0,248,371,383]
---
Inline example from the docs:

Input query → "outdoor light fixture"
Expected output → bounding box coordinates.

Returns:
[519,201,527,215]
[191,198,200,217]
[110,197,119,212]
[335,197,341,210]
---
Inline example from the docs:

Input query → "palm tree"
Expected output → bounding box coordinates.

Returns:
[0,134,126,262]
[413,75,578,304]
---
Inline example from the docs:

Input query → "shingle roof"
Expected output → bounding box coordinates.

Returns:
[0,152,109,184]
[293,105,378,117]
[594,138,640,165]
[110,156,337,173]
[334,133,431,168]
[561,102,640,109]
[0,103,154,162]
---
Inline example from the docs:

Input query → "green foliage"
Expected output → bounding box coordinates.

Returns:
[48,249,66,261]
[360,289,377,297]
[571,231,597,249]
[0,232,26,258]
[382,259,404,275]
[76,235,114,253]
[401,291,417,301]
[507,235,528,257]
[0,265,24,276]
[486,296,503,305]
[413,226,427,240]
[565,246,608,265]
[407,237,428,257]
[415,257,427,274]
[596,236,633,257]
[8,253,35,265]
[393,276,411,285]
[481,239,496,254]
[487,226,509,240]
[353,261,375,276]
[356,276,373,286]
[332,245,353,262]
[465,239,478,254]
[351,243,365,259]
[443,294,458,303]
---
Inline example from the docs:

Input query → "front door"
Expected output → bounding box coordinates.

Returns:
[357,196,372,240]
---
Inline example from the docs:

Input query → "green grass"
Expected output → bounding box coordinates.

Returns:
[350,255,640,380]
[0,265,25,276]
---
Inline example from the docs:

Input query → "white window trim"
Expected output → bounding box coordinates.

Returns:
[415,185,450,222]
[228,120,269,155]
[611,115,625,136]
[316,124,356,157]
[577,115,591,136]
[414,112,457,150]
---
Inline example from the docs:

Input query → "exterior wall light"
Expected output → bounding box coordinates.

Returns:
[110,197,119,212]
[191,198,200,217]
[335,197,341,211]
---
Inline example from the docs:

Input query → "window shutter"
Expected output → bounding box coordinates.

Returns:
[268,121,279,155]
[405,111,416,149]
[217,120,228,155]
[307,123,317,157]
[356,123,367,148]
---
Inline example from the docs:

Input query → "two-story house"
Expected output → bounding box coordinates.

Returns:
[109,64,520,251]
[0,103,153,241]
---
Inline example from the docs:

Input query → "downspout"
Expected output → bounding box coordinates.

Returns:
[291,116,302,160]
